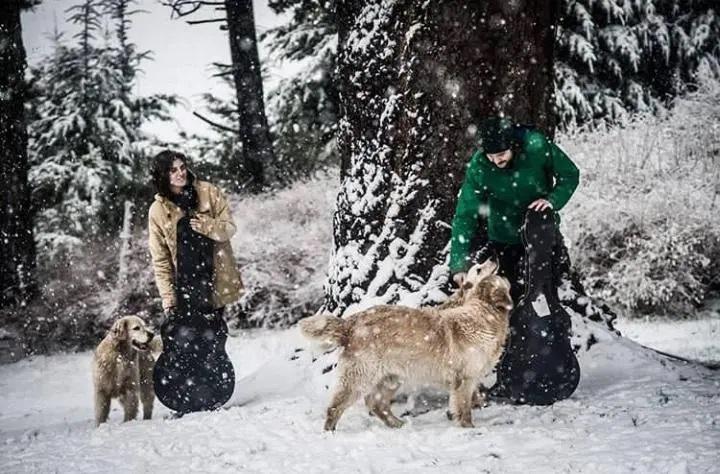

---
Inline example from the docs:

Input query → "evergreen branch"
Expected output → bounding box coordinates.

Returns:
[192,111,238,134]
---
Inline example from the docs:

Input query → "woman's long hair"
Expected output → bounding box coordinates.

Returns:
[151,150,195,198]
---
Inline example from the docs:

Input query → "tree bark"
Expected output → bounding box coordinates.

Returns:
[327,0,615,343]
[0,0,37,305]
[224,0,276,192]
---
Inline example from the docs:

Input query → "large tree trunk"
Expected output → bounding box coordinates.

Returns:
[327,0,615,346]
[224,0,276,192]
[0,0,37,306]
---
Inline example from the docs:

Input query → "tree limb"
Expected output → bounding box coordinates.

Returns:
[212,69,235,78]
[187,17,226,25]
[192,111,238,134]
[159,1,225,19]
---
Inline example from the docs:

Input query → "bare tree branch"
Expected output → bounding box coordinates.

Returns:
[159,1,200,18]
[209,62,236,78]
[187,17,225,25]
[192,111,238,134]
[212,69,237,78]
[159,1,225,19]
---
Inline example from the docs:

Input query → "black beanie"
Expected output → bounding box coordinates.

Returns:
[480,116,514,153]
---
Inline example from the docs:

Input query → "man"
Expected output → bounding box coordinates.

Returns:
[449,117,579,302]
[449,117,580,401]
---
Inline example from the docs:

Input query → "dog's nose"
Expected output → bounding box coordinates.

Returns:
[147,331,154,339]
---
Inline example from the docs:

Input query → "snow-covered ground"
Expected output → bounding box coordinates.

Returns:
[1,319,718,474]
[616,317,720,368]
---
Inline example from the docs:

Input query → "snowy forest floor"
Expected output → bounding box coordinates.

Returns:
[1,315,718,473]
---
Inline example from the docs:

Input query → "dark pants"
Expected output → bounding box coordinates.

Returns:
[483,226,571,305]
[491,243,526,303]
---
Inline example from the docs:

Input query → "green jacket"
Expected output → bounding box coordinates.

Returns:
[449,129,579,273]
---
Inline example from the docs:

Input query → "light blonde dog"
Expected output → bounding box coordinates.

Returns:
[93,315,161,426]
[300,260,513,431]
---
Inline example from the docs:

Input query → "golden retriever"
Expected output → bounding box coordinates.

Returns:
[93,315,160,426]
[300,259,513,430]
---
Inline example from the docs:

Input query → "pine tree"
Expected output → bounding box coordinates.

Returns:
[105,0,141,84]
[102,0,177,202]
[184,0,338,186]
[328,0,559,311]
[162,0,276,192]
[181,72,244,190]
[326,0,616,353]
[556,0,720,127]
[265,0,720,144]
[0,0,40,305]
[263,0,339,178]
[27,0,175,255]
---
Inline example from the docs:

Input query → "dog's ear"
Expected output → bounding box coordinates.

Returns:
[111,318,128,340]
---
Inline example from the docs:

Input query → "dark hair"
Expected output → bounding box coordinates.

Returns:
[151,150,194,198]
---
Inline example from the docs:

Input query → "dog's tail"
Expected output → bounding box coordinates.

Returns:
[299,313,348,350]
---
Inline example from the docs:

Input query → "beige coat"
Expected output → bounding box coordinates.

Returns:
[148,180,243,310]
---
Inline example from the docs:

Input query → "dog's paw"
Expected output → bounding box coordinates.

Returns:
[385,418,405,429]
[459,419,475,428]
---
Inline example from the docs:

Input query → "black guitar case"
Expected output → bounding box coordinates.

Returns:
[495,209,580,405]
[153,215,235,413]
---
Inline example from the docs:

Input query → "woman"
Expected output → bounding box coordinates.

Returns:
[449,116,579,302]
[148,150,243,413]
[148,150,243,319]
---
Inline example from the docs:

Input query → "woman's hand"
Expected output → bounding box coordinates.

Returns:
[528,198,553,211]
[453,272,467,287]
[190,214,213,236]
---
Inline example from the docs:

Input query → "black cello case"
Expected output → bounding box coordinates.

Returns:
[496,209,580,405]
[153,215,235,413]
[153,308,235,413]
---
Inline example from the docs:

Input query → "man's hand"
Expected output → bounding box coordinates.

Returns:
[452,272,466,287]
[528,198,553,212]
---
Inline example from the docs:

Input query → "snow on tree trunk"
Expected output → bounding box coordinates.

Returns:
[224,0,276,192]
[327,0,616,349]
[0,0,37,305]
